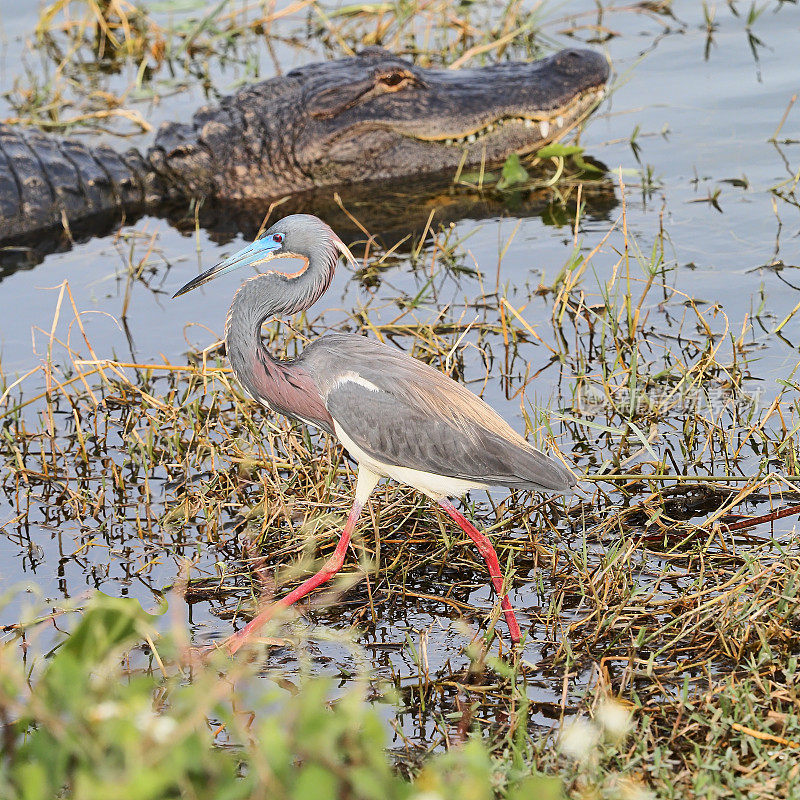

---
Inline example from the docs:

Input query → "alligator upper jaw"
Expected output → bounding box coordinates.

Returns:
[201,52,607,200]
[307,49,610,174]
[409,86,605,149]
[320,84,606,165]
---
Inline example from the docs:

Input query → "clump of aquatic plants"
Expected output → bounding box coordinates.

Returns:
[0,591,568,800]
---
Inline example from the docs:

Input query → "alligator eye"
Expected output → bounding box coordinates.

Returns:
[377,70,413,90]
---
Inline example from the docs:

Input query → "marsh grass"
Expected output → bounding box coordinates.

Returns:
[5,0,611,135]
[1,591,578,800]
[1,176,799,796]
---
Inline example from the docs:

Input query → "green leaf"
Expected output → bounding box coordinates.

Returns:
[573,153,604,173]
[536,143,584,158]
[15,760,51,800]
[508,774,565,800]
[496,153,529,190]
[458,170,498,184]
[292,763,340,800]
[56,593,163,665]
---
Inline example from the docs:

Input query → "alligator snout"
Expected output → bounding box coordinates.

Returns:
[552,48,609,78]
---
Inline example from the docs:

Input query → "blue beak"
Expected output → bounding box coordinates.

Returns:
[173,237,283,298]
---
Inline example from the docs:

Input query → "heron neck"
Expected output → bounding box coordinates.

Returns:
[224,258,333,343]
[222,269,334,430]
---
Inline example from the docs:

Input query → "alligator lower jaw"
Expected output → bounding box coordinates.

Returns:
[413,86,605,148]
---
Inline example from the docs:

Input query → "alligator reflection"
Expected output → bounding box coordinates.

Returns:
[0,162,615,275]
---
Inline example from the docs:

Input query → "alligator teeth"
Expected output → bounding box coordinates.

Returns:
[439,114,559,145]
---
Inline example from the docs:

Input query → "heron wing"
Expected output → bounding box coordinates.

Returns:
[306,334,574,492]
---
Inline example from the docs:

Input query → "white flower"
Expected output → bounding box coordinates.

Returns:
[610,775,656,800]
[149,716,178,743]
[134,709,178,743]
[90,701,120,721]
[559,717,601,760]
[595,699,632,742]
[621,784,656,800]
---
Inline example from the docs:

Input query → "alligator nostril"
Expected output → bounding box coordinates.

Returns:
[554,48,586,72]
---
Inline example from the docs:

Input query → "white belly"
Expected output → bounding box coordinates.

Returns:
[334,422,488,501]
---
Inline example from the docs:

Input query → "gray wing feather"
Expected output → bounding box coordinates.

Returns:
[306,334,575,492]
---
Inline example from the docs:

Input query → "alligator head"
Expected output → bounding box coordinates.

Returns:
[292,47,609,188]
[151,47,609,202]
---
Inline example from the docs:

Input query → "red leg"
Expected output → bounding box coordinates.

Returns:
[226,499,363,654]
[438,499,521,644]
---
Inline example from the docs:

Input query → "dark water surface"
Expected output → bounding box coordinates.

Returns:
[0,0,798,745]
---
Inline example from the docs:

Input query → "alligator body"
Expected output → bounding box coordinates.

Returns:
[0,47,608,245]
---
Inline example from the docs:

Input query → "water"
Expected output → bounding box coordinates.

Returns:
[0,0,798,748]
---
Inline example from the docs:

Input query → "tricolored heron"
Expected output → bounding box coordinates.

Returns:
[174,214,575,653]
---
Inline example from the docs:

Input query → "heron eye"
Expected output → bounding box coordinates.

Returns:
[273,233,283,243]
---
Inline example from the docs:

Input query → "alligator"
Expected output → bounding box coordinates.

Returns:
[0,47,608,246]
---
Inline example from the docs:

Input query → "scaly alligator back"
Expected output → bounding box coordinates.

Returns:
[0,124,159,240]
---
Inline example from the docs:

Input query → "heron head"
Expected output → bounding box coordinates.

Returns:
[173,214,355,298]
